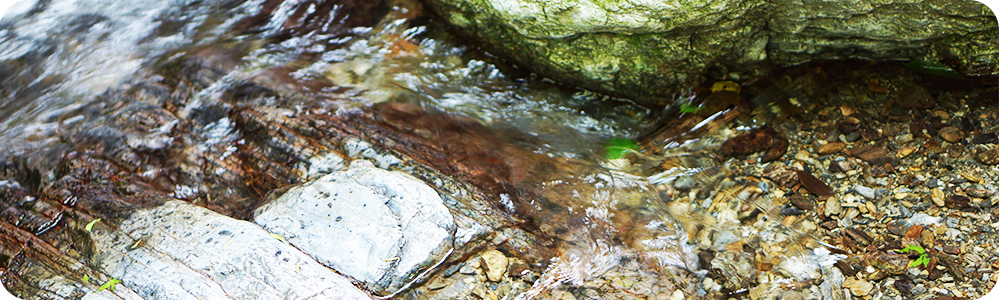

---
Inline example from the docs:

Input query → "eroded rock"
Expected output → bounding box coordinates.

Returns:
[253,160,455,295]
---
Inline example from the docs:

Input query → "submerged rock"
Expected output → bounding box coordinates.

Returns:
[423,0,997,106]
[253,160,456,295]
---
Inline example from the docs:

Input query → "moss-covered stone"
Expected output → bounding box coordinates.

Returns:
[424,0,997,107]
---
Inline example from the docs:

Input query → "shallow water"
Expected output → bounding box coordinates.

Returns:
[2,0,995,299]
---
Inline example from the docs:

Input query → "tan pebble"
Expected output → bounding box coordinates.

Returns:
[897,146,916,158]
[489,291,499,300]
[816,142,846,155]
[934,110,950,120]
[931,188,946,206]
[839,105,855,116]
[921,230,935,247]
[939,127,963,143]
[802,221,817,232]
[865,201,877,213]
[894,192,908,200]
[849,279,874,296]
[480,249,509,282]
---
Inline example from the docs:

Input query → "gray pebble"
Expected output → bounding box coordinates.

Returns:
[459,264,477,275]
[911,284,927,295]
[673,177,696,190]
[845,131,860,142]
[444,263,462,277]
[855,185,876,199]
[927,179,940,189]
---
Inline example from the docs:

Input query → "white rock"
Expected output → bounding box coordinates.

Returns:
[89,200,370,300]
[854,185,876,199]
[254,160,455,294]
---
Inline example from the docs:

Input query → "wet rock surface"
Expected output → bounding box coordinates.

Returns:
[253,159,455,294]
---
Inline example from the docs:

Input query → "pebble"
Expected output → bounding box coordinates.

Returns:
[460,264,477,275]
[912,284,927,295]
[848,279,874,296]
[480,250,509,282]
[825,197,842,216]
[931,188,946,207]
[974,146,999,165]
[939,127,963,143]
[816,142,845,155]
[855,185,876,199]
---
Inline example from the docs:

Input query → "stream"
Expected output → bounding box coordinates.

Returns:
[1,0,997,299]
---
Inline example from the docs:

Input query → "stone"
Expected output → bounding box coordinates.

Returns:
[479,250,509,282]
[90,200,371,299]
[789,194,815,210]
[850,145,894,166]
[848,279,874,296]
[939,127,963,143]
[253,160,456,295]
[931,188,946,206]
[815,142,845,155]
[422,0,997,107]
[897,85,936,109]
[974,146,999,165]
[854,185,876,199]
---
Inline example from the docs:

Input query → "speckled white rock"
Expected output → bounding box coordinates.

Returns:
[254,160,455,294]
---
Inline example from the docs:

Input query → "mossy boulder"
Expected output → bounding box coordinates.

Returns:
[423,0,998,107]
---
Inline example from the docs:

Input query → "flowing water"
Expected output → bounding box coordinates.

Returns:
[2,0,994,299]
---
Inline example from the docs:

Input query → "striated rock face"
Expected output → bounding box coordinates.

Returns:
[422,0,997,107]
[253,160,456,295]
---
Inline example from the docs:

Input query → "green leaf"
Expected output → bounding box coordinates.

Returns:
[604,138,639,160]
[83,274,89,283]
[97,278,121,292]
[85,218,101,232]
[902,61,966,80]
[897,244,925,255]
[679,103,703,114]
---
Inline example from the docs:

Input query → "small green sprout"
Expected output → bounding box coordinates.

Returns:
[97,278,121,292]
[603,138,639,160]
[83,274,89,283]
[896,244,930,268]
[270,233,287,244]
[85,219,101,232]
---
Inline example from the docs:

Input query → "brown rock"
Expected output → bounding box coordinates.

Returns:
[815,142,845,155]
[795,170,834,196]
[974,146,999,165]
[942,245,961,255]
[865,251,910,275]
[850,145,894,166]
[946,195,974,211]
[938,127,963,143]
[762,163,798,188]
[761,137,789,163]
[789,194,815,211]
[897,84,935,109]
[721,127,788,162]
[904,224,923,239]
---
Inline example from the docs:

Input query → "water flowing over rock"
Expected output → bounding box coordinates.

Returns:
[253,160,456,294]
[422,0,997,106]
